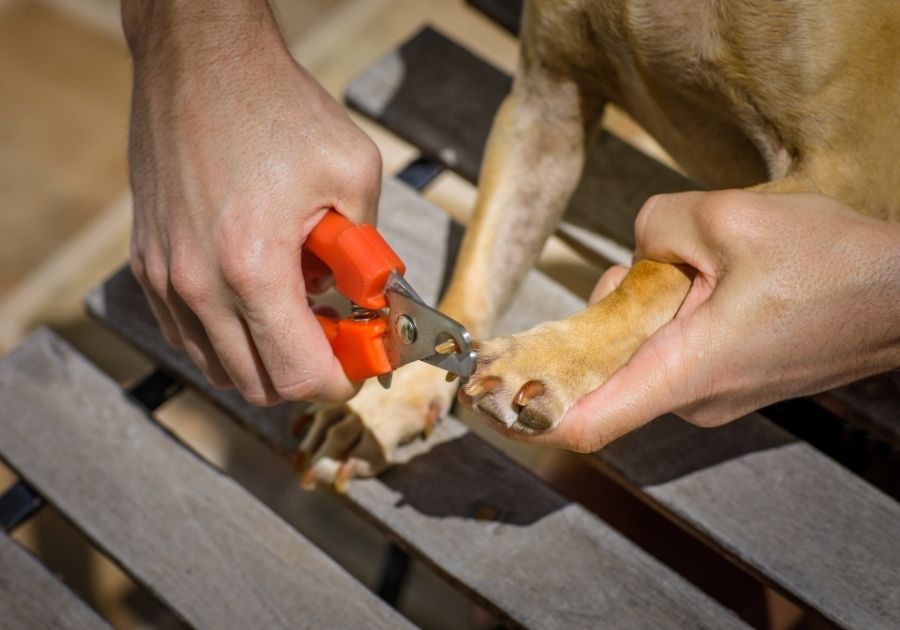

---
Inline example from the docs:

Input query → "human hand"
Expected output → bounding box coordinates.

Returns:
[124,2,382,405]
[540,190,900,451]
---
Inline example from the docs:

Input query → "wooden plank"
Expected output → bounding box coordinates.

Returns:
[88,179,747,629]
[815,373,900,448]
[346,27,900,446]
[0,532,110,630]
[93,177,900,628]
[0,330,410,630]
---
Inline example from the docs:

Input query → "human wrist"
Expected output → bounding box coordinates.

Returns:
[121,0,287,68]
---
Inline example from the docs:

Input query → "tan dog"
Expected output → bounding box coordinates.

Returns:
[297,0,900,487]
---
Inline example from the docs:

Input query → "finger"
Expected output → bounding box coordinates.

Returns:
[164,292,234,390]
[131,259,185,350]
[557,315,712,451]
[590,265,629,305]
[197,308,280,405]
[634,192,713,268]
[239,262,357,404]
[140,280,186,350]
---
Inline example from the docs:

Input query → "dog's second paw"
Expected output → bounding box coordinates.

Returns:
[292,361,457,492]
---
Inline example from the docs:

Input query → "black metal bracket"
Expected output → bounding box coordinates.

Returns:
[128,368,183,412]
[376,542,412,606]
[0,480,44,533]
[395,156,445,191]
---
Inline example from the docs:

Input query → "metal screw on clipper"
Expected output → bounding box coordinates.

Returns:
[396,315,417,345]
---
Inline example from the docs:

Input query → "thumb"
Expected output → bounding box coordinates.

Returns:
[557,316,701,451]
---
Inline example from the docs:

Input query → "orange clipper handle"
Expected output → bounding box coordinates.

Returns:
[308,210,405,381]
[315,314,391,381]
[306,210,405,310]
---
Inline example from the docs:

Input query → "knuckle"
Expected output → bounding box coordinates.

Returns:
[634,194,664,245]
[698,190,756,240]
[168,255,207,303]
[143,256,170,296]
[128,245,147,283]
[217,233,270,298]
[339,137,382,194]
[358,136,383,176]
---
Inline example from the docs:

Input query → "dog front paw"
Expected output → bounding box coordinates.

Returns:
[458,322,596,435]
[292,361,457,492]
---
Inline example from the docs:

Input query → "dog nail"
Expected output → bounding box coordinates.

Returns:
[471,340,483,352]
[435,339,459,355]
[292,450,309,473]
[466,376,501,397]
[445,371,458,382]
[514,380,545,408]
[422,402,441,438]
[334,461,354,494]
[300,468,318,491]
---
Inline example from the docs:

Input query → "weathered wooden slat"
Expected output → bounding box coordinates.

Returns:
[0,532,110,630]
[87,179,746,629]
[94,177,899,628]
[0,330,410,630]
[814,373,900,447]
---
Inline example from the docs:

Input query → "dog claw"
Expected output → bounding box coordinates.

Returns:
[422,401,441,438]
[513,380,545,409]
[334,461,355,494]
[300,467,318,491]
[466,375,502,398]
[292,449,309,473]
[445,371,458,383]
[435,339,460,355]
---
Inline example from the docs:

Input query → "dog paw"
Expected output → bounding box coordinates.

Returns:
[458,320,601,435]
[292,361,457,492]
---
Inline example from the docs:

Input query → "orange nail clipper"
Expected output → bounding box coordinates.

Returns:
[306,210,475,388]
